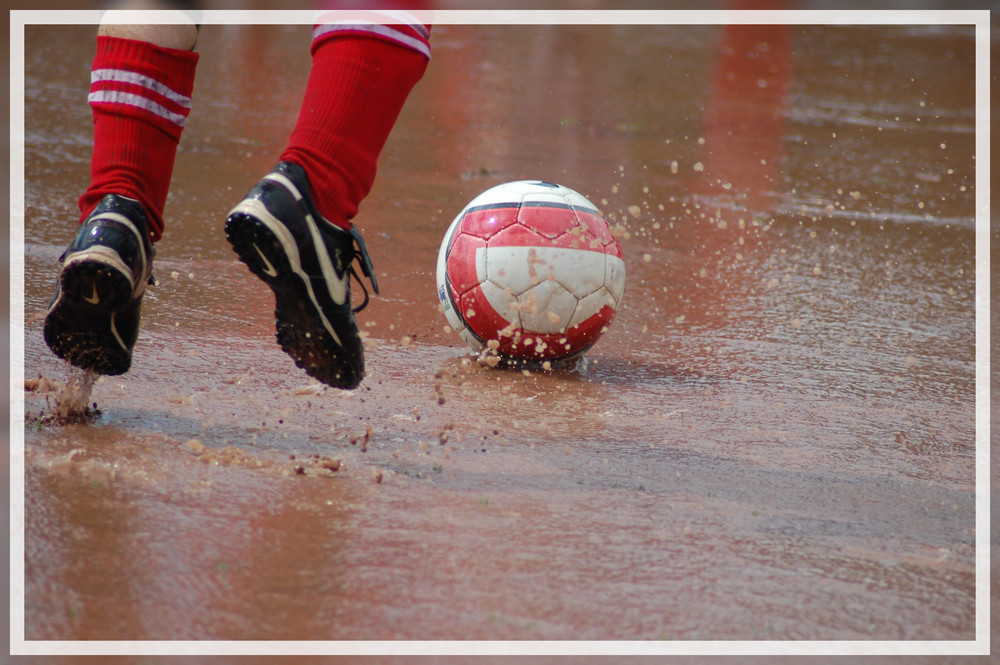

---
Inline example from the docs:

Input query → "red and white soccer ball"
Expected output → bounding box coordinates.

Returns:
[436,180,626,365]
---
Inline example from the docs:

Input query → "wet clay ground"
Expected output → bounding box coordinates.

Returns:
[14,17,991,658]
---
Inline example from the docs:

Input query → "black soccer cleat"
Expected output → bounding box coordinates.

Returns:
[225,161,380,389]
[43,194,156,375]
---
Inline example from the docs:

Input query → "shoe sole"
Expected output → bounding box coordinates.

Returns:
[225,203,365,389]
[42,259,136,375]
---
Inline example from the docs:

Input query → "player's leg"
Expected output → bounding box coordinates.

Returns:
[43,10,199,375]
[225,13,430,389]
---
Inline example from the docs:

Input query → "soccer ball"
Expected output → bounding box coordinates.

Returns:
[436,180,626,365]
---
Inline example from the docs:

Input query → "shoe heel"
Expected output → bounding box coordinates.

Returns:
[59,261,134,312]
[225,212,292,286]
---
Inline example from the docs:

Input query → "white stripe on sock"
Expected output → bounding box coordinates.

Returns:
[92,68,192,108]
[312,22,431,60]
[88,89,189,128]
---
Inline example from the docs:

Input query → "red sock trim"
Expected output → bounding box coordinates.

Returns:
[79,36,199,242]
[280,35,428,230]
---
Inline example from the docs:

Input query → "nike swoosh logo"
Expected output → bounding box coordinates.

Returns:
[83,283,100,305]
[253,244,279,277]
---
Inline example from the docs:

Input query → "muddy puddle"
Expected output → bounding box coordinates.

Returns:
[13,16,989,659]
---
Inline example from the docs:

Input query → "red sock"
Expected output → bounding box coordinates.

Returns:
[280,26,429,230]
[79,36,199,243]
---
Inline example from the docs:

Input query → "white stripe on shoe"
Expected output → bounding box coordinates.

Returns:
[228,197,348,347]
[260,171,350,307]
